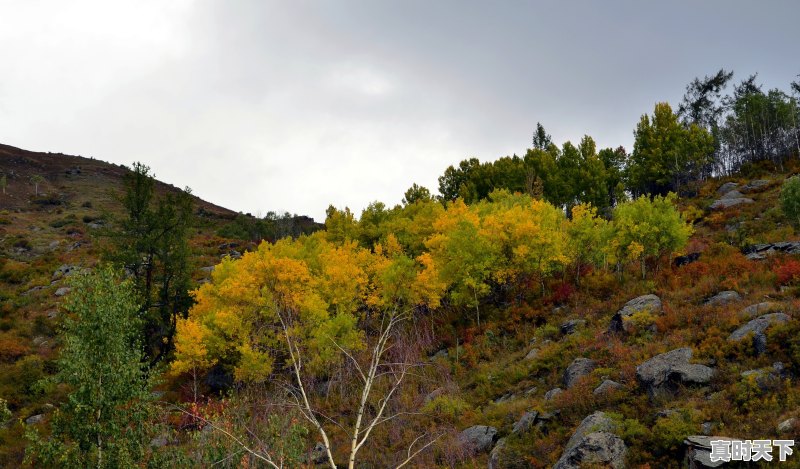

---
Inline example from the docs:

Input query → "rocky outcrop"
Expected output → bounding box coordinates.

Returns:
[719,189,745,200]
[593,379,624,395]
[636,348,714,398]
[684,435,742,468]
[54,287,71,297]
[457,425,497,454]
[554,412,626,469]
[52,264,81,280]
[609,294,662,333]
[703,291,741,307]
[740,302,783,319]
[709,197,754,210]
[740,362,789,391]
[563,358,596,388]
[488,438,506,469]
[740,179,770,193]
[742,241,800,260]
[716,182,739,194]
[777,417,797,434]
[727,313,790,354]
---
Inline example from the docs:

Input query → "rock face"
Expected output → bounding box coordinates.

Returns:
[593,379,624,395]
[563,358,596,388]
[703,291,741,307]
[727,313,790,354]
[609,294,662,333]
[54,287,71,297]
[684,435,742,468]
[554,412,626,469]
[524,348,539,360]
[709,197,754,210]
[636,348,714,398]
[457,425,497,454]
[740,362,788,391]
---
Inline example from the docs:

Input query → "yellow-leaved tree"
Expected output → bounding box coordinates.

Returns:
[171,231,445,469]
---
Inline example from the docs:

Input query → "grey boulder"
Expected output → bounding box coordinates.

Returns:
[609,294,662,333]
[709,197,754,210]
[593,379,624,395]
[728,313,790,354]
[563,358,596,388]
[636,348,714,398]
[703,291,741,307]
[554,412,625,469]
[457,425,497,454]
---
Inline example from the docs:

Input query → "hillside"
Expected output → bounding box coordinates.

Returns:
[3,144,800,468]
[0,145,323,465]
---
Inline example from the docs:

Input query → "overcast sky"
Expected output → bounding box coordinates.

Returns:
[1,1,798,221]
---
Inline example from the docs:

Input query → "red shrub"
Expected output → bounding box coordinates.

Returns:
[774,258,800,286]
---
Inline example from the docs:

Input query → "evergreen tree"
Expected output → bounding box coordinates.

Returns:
[106,162,194,364]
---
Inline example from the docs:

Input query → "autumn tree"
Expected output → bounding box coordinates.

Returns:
[609,194,692,278]
[26,267,154,468]
[171,233,444,468]
[567,203,608,284]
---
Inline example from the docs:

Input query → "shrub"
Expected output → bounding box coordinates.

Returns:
[774,258,800,286]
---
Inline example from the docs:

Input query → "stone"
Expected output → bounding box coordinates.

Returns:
[593,379,623,395]
[430,349,448,361]
[544,388,563,401]
[494,392,517,404]
[746,252,767,261]
[52,264,81,280]
[684,435,742,468]
[46,310,58,319]
[488,437,506,469]
[709,197,754,210]
[740,362,787,391]
[54,287,71,297]
[554,412,625,469]
[719,189,745,199]
[636,348,714,398]
[743,241,800,258]
[25,414,45,425]
[674,252,701,266]
[524,348,539,360]
[727,313,790,354]
[563,358,596,388]
[740,302,783,319]
[512,410,539,434]
[308,442,329,464]
[700,422,714,435]
[609,294,662,333]
[457,425,497,454]
[560,319,586,335]
[200,265,216,274]
[777,417,797,434]
[32,336,48,347]
[740,179,770,193]
[716,182,739,194]
[703,290,741,307]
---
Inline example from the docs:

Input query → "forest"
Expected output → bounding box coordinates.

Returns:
[2,70,800,468]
